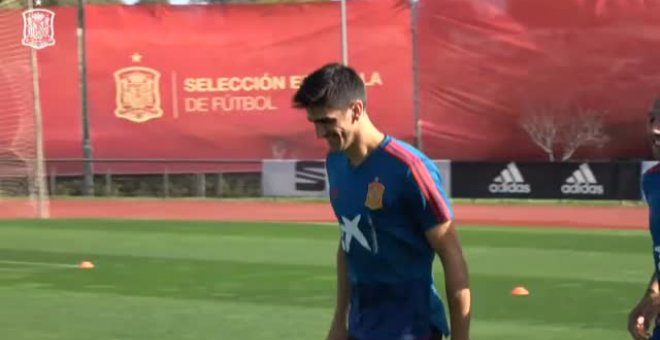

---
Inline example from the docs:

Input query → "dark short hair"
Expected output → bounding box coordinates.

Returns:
[292,63,366,110]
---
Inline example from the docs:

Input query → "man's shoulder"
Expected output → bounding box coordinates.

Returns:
[382,137,435,168]
[645,163,660,177]
[645,164,660,194]
[326,151,345,165]
[325,151,348,177]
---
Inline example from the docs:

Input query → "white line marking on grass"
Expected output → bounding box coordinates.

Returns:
[0,267,34,272]
[0,260,79,269]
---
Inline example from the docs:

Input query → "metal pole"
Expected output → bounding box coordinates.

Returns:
[27,0,50,218]
[411,0,422,150]
[77,0,94,195]
[340,0,348,65]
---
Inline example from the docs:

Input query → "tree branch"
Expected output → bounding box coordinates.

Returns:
[560,107,610,161]
[520,108,560,161]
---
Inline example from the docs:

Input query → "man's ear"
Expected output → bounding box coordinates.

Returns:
[350,100,364,122]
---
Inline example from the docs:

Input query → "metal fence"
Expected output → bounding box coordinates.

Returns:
[46,159,263,197]
[32,159,658,200]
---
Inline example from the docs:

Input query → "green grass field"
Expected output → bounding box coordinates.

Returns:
[0,219,653,339]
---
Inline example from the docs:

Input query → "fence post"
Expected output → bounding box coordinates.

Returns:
[195,173,206,197]
[163,169,170,197]
[340,0,348,65]
[410,0,422,150]
[49,167,56,196]
[216,172,224,197]
[104,170,112,196]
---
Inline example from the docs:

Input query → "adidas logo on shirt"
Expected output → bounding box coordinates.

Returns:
[560,163,604,195]
[488,162,531,194]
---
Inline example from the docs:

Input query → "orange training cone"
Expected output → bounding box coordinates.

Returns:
[511,286,530,296]
[79,261,95,269]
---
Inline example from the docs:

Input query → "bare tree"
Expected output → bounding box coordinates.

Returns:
[520,107,561,161]
[560,107,610,161]
[520,101,610,161]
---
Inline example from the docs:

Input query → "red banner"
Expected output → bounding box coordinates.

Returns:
[35,1,413,174]
[418,0,660,161]
[21,0,660,176]
[35,5,85,175]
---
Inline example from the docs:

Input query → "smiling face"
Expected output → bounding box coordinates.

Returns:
[306,101,363,152]
[650,106,660,160]
[292,63,369,153]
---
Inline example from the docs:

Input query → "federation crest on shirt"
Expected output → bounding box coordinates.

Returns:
[21,9,56,50]
[365,177,385,210]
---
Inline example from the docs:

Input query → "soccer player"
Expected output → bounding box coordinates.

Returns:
[292,63,471,340]
[627,98,660,340]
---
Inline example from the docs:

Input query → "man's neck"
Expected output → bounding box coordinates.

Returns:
[345,128,386,167]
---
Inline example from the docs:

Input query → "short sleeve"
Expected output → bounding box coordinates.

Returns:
[403,158,454,232]
[642,174,649,205]
[644,174,660,278]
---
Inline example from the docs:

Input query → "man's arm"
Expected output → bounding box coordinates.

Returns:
[327,242,351,339]
[628,272,660,339]
[645,272,659,296]
[398,158,471,339]
[425,220,471,340]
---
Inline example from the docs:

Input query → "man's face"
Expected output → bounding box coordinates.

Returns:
[650,108,660,160]
[307,102,362,152]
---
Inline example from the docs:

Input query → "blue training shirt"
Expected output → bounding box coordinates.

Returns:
[326,135,452,340]
[645,163,660,281]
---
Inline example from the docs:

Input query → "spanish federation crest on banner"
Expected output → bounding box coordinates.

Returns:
[22,9,56,49]
[113,66,164,123]
[365,177,385,210]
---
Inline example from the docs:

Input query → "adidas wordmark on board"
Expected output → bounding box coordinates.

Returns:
[488,162,531,194]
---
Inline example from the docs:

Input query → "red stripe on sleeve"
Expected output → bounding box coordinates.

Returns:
[384,142,451,222]
[647,163,660,175]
